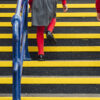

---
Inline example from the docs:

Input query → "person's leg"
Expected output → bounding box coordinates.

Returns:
[47,18,56,33]
[46,18,56,44]
[37,26,45,60]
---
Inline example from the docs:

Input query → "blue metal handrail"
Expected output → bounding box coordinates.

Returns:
[11,0,31,100]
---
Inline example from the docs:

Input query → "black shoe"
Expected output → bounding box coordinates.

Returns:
[38,55,45,61]
[46,31,56,45]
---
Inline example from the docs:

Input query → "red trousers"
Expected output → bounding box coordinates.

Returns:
[36,18,56,55]
[96,0,100,13]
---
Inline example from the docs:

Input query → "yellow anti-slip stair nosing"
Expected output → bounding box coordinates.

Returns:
[1,77,100,84]
[56,13,97,17]
[28,34,100,39]
[0,4,95,8]
[0,12,97,17]
[0,22,100,27]
[0,60,100,67]
[0,97,100,100]
[0,46,100,52]
[57,4,95,8]
[1,34,100,39]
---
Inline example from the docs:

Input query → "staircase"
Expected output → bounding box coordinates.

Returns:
[0,0,100,99]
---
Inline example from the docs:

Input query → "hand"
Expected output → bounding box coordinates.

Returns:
[63,5,68,12]
[97,13,100,21]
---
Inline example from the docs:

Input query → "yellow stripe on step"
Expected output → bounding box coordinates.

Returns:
[1,33,100,39]
[0,22,100,27]
[55,22,100,27]
[0,4,17,8]
[56,12,97,17]
[0,4,95,8]
[28,34,100,39]
[1,46,100,52]
[0,12,97,17]
[1,77,100,84]
[2,46,100,52]
[1,97,100,100]
[0,34,12,39]
[57,4,95,8]
[0,60,100,67]
[0,13,15,17]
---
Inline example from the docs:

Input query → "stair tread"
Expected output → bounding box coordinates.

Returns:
[0,4,96,8]
[0,60,99,67]
[0,12,98,17]
[0,97,100,100]
[1,76,100,84]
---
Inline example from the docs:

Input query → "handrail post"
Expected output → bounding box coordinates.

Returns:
[13,62,19,100]
[12,14,21,100]
[18,61,21,100]
[24,0,31,61]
